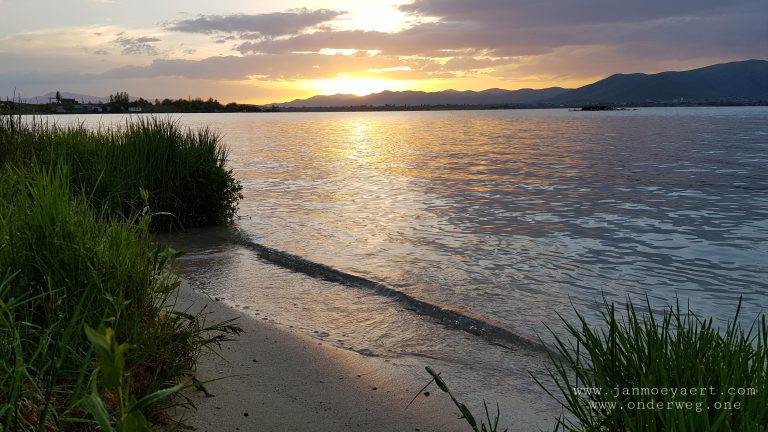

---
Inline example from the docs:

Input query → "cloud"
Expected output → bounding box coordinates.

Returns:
[400,0,761,27]
[236,23,514,57]
[0,26,144,78]
[99,52,451,81]
[397,0,768,57]
[0,70,95,95]
[167,8,343,38]
[1,26,116,56]
[242,1,766,58]
[114,35,161,56]
[230,0,766,80]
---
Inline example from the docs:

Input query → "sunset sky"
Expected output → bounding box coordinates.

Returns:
[1,0,765,104]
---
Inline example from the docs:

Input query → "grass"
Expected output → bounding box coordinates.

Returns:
[0,115,242,229]
[422,298,766,432]
[0,116,243,430]
[538,298,767,431]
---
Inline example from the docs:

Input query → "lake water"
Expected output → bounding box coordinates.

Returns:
[53,107,768,429]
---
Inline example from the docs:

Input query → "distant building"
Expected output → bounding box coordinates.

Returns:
[75,104,102,113]
[60,98,78,104]
[128,106,142,113]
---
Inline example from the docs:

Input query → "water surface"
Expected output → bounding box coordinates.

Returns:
[56,107,768,429]
[214,108,766,334]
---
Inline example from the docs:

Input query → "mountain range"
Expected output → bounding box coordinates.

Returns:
[276,59,768,108]
[276,87,570,108]
[21,59,768,109]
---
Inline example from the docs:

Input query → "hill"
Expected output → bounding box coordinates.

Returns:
[275,60,768,108]
[277,87,569,108]
[546,59,768,105]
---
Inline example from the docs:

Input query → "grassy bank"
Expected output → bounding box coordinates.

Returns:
[0,116,242,229]
[0,116,242,430]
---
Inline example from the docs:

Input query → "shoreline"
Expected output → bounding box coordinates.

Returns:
[172,280,467,432]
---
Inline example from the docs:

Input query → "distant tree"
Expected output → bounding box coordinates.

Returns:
[107,91,130,112]
[55,91,61,104]
[110,91,130,105]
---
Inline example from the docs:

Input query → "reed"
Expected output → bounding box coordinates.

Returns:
[0,165,240,431]
[539,298,768,431]
[414,366,507,432]
[0,115,242,229]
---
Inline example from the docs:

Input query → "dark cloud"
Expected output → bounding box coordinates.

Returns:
[116,36,161,44]
[233,0,766,76]
[396,0,768,58]
[114,35,161,56]
[400,0,762,27]
[167,8,343,38]
[214,35,237,44]
[249,9,762,58]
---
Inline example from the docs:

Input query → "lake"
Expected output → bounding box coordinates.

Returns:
[54,107,768,429]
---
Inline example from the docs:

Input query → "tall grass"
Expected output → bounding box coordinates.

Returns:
[0,115,243,430]
[0,115,242,229]
[0,165,240,431]
[540,298,767,431]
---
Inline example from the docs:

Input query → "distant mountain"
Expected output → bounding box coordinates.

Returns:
[546,59,768,105]
[277,87,569,108]
[27,92,112,104]
[275,60,768,108]
[27,92,143,104]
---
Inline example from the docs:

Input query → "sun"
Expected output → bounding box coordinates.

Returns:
[311,77,402,96]
[331,1,413,32]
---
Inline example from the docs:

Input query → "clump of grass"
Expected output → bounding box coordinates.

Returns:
[539,298,767,431]
[0,165,240,431]
[0,115,242,229]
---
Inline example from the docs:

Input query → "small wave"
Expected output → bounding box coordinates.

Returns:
[350,348,380,357]
[232,229,549,353]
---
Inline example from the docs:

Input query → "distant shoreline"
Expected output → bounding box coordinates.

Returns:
[3,101,766,115]
[267,102,768,112]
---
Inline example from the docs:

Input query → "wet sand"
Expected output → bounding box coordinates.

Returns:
[172,281,467,432]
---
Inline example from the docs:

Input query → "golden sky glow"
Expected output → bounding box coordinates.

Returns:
[0,0,764,104]
[310,76,408,97]
[331,1,418,32]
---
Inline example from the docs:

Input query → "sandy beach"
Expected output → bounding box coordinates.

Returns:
[172,281,468,432]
